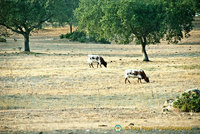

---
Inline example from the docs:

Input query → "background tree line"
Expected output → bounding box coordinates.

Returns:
[0,0,199,61]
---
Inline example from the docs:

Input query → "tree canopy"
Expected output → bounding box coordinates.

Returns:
[75,0,196,61]
[0,0,55,52]
[50,0,79,33]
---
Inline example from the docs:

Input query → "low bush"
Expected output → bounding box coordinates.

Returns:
[173,92,200,112]
[69,31,86,42]
[65,33,73,39]
[59,34,65,39]
[0,38,6,42]
[97,38,111,44]
[59,30,110,44]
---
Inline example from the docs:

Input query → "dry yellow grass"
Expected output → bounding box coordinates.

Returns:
[0,27,200,132]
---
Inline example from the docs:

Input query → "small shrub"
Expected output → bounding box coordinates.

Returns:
[18,47,22,51]
[88,36,96,42]
[69,31,86,41]
[173,92,200,112]
[59,34,65,39]
[78,36,86,43]
[65,33,73,39]
[0,38,6,42]
[59,31,110,44]
[88,33,110,44]
[97,38,111,44]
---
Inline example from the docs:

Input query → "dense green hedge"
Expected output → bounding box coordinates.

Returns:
[60,31,110,44]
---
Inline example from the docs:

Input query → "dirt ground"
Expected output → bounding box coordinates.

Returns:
[0,27,200,133]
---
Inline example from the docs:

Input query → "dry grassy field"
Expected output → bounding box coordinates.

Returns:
[0,27,200,133]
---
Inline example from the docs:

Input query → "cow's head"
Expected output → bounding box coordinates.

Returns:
[103,62,107,68]
[144,76,149,83]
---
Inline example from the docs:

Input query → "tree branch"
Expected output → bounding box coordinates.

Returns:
[17,25,26,34]
[29,17,51,31]
[0,23,24,34]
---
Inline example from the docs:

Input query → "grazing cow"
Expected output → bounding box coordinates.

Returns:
[87,55,107,68]
[125,69,149,84]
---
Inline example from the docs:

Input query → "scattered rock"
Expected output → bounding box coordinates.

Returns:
[151,111,156,114]
[164,98,174,106]
[162,108,169,112]
[98,124,107,127]
[129,123,134,126]
[86,129,90,133]
[163,98,174,111]
[107,86,112,89]
[4,126,9,129]
[61,109,66,111]
[100,106,104,109]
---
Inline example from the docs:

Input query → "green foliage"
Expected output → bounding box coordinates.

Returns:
[69,31,86,41]
[164,0,195,43]
[76,0,195,45]
[75,0,105,40]
[0,38,6,42]
[59,34,65,39]
[0,0,57,51]
[75,0,196,61]
[173,92,200,112]
[0,0,54,31]
[60,30,110,44]
[0,0,77,51]
[60,30,86,42]
[191,0,200,14]
[50,0,79,33]
[65,33,73,38]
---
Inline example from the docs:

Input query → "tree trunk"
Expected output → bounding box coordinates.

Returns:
[23,32,30,52]
[141,37,149,61]
[141,44,149,61]
[69,23,73,34]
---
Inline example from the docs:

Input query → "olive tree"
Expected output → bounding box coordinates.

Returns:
[0,0,55,52]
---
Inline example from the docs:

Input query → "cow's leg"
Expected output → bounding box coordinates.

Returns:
[97,63,99,68]
[125,78,131,84]
[89,63,91,68]
[138,78,141,83]
[91,63,94,68]
[100,64,102,68]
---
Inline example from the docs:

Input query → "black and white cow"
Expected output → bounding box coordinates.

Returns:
[87,55,107,68]
[125,69,149,84]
